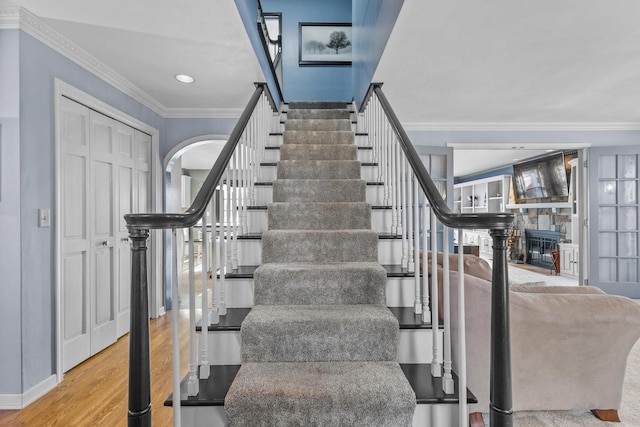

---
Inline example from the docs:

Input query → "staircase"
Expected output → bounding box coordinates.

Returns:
[224,102,416,426]
[127,84,515,427]
[160,101,477,426]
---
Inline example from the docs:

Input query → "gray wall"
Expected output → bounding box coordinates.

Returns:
[1,30,242,395]
[0,29,23,395]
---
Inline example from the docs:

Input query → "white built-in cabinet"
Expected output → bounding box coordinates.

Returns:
[453,175,511,256]
[559,243,579,278]
[60,97,151,372]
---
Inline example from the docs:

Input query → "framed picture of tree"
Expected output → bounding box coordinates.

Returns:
[299,23,352,66]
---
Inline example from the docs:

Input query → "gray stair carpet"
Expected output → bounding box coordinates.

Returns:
[225,105,415,426]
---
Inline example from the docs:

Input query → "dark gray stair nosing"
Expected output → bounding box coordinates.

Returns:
[197,307,436,332]
[247,205,390,210]
[223,264,425,279]
[164,363,477,407]
[255,181,383,186]
[261,145,373,150]
[234,231,401,240]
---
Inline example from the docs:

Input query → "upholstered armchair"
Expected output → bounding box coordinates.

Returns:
[433,254,640,424]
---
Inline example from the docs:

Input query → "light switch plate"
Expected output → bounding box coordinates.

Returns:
[39,208,50,227]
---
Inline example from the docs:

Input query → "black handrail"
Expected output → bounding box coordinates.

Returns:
[369,83,513,230]
[125,83,274,230]
[125,82,275,427]
[362,83,514,427]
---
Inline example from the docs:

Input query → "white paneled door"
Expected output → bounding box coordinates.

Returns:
[589,146,640,298]
[61,98,151,372]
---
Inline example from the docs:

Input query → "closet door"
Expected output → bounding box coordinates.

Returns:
[60,98,91,372]
[89,111,118,355]
[116,123,135,337]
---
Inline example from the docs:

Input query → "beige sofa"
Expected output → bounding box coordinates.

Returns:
[432,254,640,421]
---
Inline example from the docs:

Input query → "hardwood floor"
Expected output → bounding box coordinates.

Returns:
[0,310,189,427]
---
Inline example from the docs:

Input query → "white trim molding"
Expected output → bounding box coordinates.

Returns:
[0,375,57,409]
[0,3,20,28]
[165,108,243,119]
[402,122,640,132]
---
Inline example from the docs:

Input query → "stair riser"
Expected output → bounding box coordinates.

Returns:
[210,275,422,308]
[261,230,379,263]
[280,144,357,161]
[257,164,377,183]
[247,208,392,234]
[285,119,352,131]
[285,110,351,120]
[198,329,441,365]
[253,264,386,305]
[277,160,361,180]
[284,131,354,145]
[230,235,403,265]
[272,181,367,203]
[253,182,382,205]
[267,203,371,230]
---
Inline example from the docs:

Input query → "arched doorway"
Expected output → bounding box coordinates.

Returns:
[163,136,228,310]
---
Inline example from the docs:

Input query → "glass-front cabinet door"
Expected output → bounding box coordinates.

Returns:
[589,146,640,297]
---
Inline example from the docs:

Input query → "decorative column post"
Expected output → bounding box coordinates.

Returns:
[489,228,513,427]
[128,228,152,427]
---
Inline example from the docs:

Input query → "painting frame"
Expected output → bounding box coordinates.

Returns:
[298,22,352,66]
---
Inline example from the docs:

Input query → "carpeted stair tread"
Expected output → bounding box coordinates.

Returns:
[241,304,399,362]
[254,262,386,305]
[273,179,366,202]
[288,101,348,109]
[286,109,350,120]
[285,118,351,131]
[224,361,416,427]
[280,143,357,160]
[267,202,371,230]
[277,160,361,179]
[284,130,354,145]
[261,229,378,263]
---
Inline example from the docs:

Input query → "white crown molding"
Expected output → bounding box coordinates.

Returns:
[0,4,20,28]
[402,122,640,132]
[164,108,243,119]
[1,5,167,117]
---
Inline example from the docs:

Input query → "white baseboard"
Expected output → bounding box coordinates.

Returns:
[0,374,58,409]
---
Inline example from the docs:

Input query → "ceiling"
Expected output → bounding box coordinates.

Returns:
[7,0,262,111]
[375,0,640,125]
[5,0,639,174]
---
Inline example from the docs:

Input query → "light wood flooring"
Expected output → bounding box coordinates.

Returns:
[0,311,189,427]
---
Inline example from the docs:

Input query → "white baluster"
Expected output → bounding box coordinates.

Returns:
[187,228,199,396]
[407,170,415,273]
[218,211,227,316]
[390,127,397,235]
[431,207,442,377]
[413,179,422,315]
[442,224,454,393]
[401,153,408,269]
[382,121,389,204]
[199,209,210,379]
[225,167,233,271]
[231,151,239,270]
[240,135,249,235]
[422,197,431,321]
[395,142,403,236]
[209,197,220,325]
[458,228,468,427]
[171,229,182,427]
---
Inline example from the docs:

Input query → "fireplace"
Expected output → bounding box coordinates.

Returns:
[525,230,560,269]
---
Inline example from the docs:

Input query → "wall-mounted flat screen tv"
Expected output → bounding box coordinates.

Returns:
[513,152,569,201]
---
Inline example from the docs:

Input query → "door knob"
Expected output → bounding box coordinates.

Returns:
[102,240,110,246]
[121,237,129,242]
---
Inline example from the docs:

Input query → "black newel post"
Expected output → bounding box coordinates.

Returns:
[489,229,513,427]
[128,228,152,427]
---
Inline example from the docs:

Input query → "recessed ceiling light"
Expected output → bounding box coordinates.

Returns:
[175,74,194,84]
